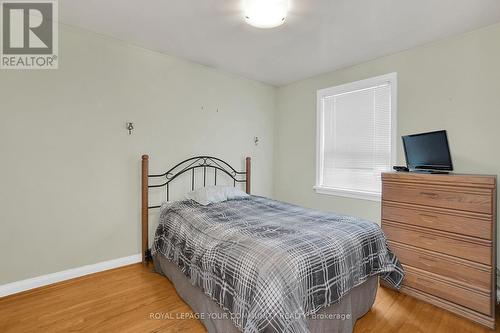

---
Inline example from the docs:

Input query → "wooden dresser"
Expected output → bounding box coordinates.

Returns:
[381,172,497,329]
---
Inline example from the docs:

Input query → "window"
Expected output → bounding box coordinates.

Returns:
[315,73,397,201]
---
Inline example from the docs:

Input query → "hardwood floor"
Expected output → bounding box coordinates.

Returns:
[0,263,498,333]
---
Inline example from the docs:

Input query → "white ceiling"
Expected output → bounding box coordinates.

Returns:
[60,0,500,86]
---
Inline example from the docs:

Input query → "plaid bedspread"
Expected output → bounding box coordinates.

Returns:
[152,196,404,333]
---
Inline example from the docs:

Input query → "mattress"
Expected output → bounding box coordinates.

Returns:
[152,196,403,332]
[153,254,378,333]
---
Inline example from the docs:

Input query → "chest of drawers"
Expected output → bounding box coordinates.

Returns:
[381,172,496,329]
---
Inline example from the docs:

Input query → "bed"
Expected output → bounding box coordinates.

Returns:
[141,155,404,333]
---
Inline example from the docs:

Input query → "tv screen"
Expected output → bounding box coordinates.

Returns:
[402,130,453,171]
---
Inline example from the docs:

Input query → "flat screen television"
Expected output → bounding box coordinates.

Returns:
[402,130,453,172]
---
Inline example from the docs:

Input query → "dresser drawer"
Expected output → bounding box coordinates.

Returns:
[389,241,491,292]
[383,184,493,214]
[383,222,492,265]
[382,204,492,240]
[403,265,492,316]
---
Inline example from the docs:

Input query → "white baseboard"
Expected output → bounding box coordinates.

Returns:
[0,254,142,298]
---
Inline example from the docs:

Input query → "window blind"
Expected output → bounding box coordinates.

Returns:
[317,76,394,197]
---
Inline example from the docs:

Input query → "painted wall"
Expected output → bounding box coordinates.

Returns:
[274,23,500,225]
[0,25,276,284]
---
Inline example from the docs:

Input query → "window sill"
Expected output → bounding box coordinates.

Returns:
[313,186,381,202]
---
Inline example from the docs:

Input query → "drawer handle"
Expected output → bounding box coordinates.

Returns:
[420,192,438,197]
[419,213,438,219]
[416,277,435,285]
[419,256,437,264]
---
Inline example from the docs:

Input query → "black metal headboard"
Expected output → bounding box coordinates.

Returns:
[141,155,251,263]
[146,156,250,208]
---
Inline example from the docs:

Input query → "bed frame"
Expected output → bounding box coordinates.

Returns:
[141,155,251,264]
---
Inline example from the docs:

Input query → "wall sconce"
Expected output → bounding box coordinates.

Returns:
[254,136,259,146]
[126,122,134,135]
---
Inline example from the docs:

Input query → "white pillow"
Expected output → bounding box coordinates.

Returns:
[224,186,250,200]
[186,186,249,206]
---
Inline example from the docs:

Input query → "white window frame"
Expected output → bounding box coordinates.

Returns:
[314,73,398,202]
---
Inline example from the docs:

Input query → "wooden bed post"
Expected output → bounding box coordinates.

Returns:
[245,157,251,195]
[141,155,149,264]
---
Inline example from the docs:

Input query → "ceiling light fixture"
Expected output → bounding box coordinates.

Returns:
[243,0,289,29]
